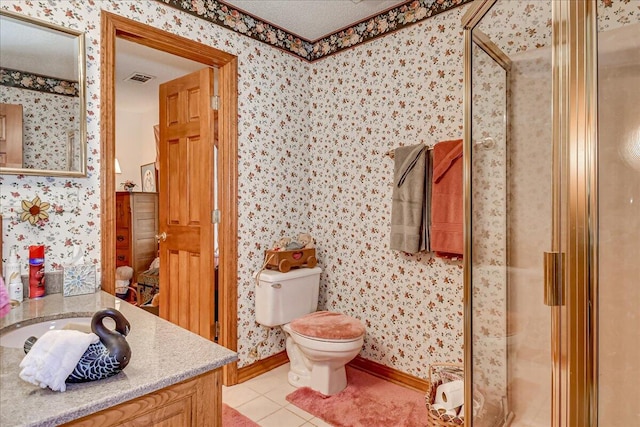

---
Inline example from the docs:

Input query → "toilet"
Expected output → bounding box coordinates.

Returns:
[255,267,365,395]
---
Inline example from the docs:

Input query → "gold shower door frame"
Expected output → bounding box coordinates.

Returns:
[462,0,598,426]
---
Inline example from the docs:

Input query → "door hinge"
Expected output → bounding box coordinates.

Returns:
[211,95,220,111]
[215,321,220,340]
[212,209,220,224]
[544,251,565,306]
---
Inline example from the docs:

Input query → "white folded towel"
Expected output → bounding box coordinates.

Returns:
[19,329,99,392]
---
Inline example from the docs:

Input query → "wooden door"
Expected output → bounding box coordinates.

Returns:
[158,68,216,340]
[0,103,23,168]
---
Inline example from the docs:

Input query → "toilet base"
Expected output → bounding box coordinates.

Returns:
[284,328,360,396]
[287,362,348,396]
[282,324,364,396]
[287,368,309,389]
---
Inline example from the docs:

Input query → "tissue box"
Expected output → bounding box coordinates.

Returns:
[63,264,97,296]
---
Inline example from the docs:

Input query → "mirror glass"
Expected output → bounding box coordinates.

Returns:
[0,10,86,176]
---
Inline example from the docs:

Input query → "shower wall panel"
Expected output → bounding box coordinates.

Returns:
[597,22,640,425]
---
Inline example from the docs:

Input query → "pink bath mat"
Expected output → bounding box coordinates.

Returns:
[286,366,428,426]
[222,403,260,426]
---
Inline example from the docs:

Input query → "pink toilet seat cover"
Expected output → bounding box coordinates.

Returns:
[289,311,365,340]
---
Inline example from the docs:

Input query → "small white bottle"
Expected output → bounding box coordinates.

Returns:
[4,247,21,286]
[9,274,23,302]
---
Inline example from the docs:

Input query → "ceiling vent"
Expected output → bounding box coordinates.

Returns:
[124,72,156,84]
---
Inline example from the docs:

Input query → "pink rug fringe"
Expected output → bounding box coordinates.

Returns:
[222,403,260,426]
[286,366,428,427]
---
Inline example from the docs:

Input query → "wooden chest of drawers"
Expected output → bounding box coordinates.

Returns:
[115,192,159,281]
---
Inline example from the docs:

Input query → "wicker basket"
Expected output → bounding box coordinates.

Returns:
[425,363,465,426]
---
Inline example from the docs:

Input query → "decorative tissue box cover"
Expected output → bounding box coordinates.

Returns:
[63,264,97,296]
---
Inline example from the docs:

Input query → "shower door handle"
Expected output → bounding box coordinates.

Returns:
[544,251,565,306]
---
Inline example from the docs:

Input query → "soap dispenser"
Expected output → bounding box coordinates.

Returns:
[5,247,23,302]
[4,247,20,285]
[9,274,23,302]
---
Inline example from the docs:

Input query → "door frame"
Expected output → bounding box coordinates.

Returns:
[552,2,598,425]
[100,11,239,385]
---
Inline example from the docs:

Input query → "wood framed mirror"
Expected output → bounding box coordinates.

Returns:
[0,10,87,177]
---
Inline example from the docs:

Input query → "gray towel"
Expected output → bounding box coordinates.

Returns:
[390,144,431,253]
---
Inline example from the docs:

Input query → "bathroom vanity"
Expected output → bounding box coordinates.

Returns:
[0,292,237,427]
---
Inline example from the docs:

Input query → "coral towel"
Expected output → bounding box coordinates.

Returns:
[19,329,99,392]
[431,139,464,257]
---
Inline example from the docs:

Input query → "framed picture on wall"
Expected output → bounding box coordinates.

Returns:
[140,162,157,192]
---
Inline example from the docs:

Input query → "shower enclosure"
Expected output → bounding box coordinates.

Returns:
[462,1,639,426]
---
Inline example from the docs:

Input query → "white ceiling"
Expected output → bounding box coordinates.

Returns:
[222,0,408,41]
[115,38,205,113]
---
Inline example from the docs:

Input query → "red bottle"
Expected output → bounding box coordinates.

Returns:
[29,245,46,298]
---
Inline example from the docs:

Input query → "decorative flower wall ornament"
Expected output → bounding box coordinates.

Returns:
[21,196,51,225]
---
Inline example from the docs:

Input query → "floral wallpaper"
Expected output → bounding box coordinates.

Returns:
[0,0,303,308]
[0,0,312,370]
[158,0,473,61]
[0,85,79,170]
[477,0,639,59]
[1,0,637,383]
[477,0,552,56]
[303,11,467,375]
[0,67,79,97]
[597,0,640,31]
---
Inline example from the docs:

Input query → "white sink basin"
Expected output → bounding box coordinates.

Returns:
[0,317,94,349]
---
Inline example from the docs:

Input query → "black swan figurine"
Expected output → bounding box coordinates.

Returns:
[24,308,132,383]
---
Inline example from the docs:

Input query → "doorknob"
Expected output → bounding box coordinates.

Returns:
[155,232,167,242]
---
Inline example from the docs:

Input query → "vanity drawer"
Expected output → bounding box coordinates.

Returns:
[115,249,130,267]
[115,228,129,248]
[115,193,131,227]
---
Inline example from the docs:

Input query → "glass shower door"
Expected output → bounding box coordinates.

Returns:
[463,1,561,425]
[465,1,637,424]
[468,29,511,426]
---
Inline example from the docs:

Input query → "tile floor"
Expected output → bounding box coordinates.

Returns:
[222,363,334,426]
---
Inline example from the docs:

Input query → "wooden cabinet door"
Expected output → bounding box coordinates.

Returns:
[119,397,192,426]
[63,369,221,427]
[158,68,216,340]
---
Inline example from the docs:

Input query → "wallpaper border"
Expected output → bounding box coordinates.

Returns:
[0,67,79,97]
[156,0,472,62]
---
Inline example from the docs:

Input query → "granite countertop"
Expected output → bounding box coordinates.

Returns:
[0,292,237,427]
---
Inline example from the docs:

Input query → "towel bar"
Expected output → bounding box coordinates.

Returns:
[386,144,434,158]
[387,138,496,158]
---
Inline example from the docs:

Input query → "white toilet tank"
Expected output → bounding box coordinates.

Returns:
[255,267,322,327]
